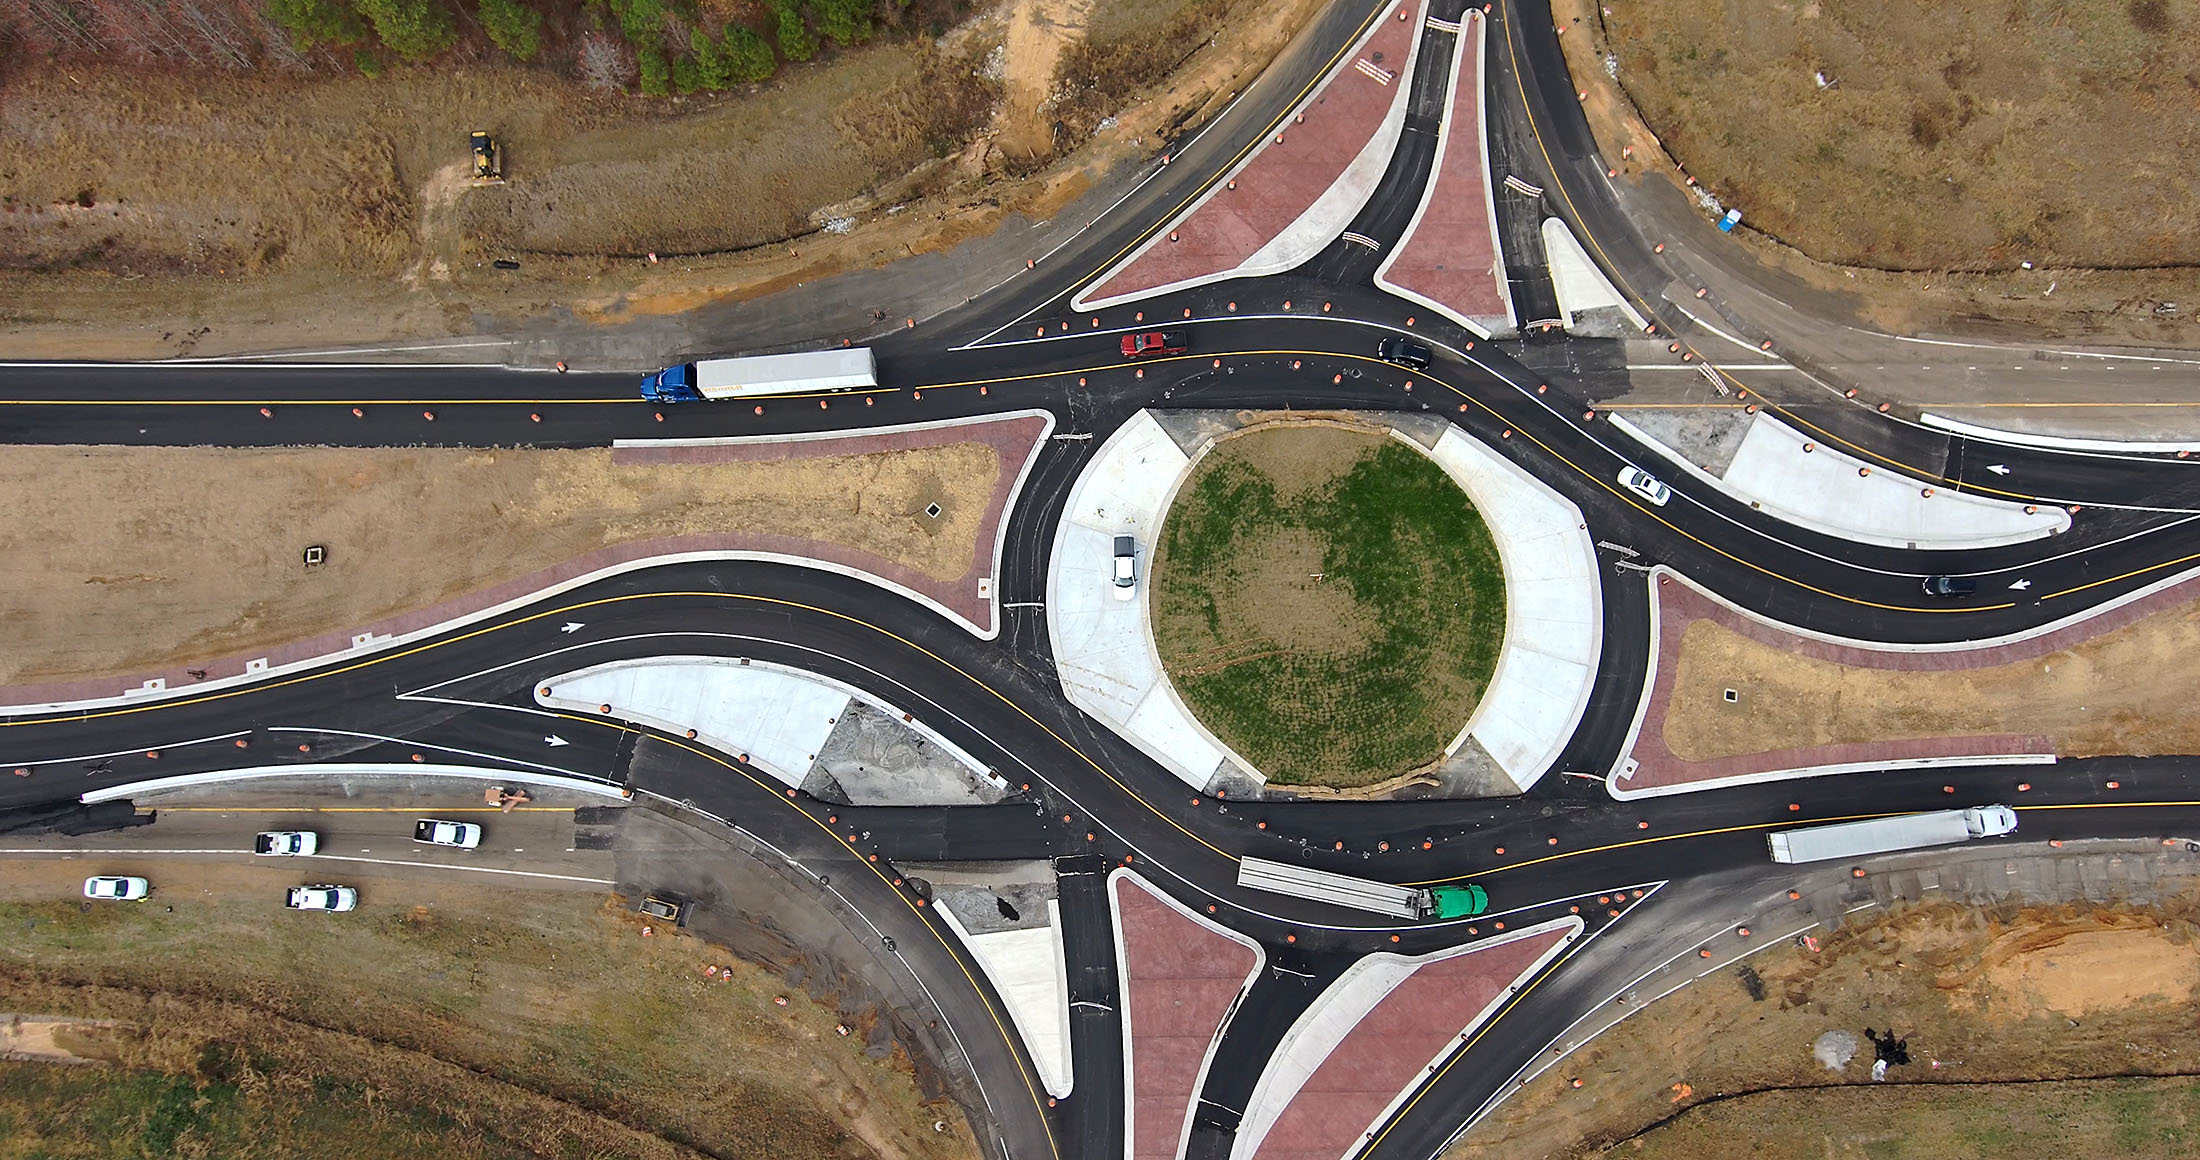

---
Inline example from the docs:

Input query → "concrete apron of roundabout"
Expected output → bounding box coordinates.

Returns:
[1045,409,1600,797]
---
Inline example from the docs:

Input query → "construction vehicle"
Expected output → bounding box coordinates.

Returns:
[1236,856,1488,920]
[640,347,879,404]
[1766,805,2017,864]
[470,131,504,184]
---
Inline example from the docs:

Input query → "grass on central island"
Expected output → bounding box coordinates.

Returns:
[1151,425,1506,788]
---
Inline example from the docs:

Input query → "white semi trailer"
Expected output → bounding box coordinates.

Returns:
[640,347,877,403]
[1236,856,1487,919]
[1766,805,2017,864]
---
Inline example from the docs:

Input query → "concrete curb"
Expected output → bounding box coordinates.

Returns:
[80,764,630,804]
[1921,411,2200,456]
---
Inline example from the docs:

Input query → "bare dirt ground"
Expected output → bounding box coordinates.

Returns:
[1547,0,2200,346]
[1661,596,2200,763]
[0,859,974,1160]
[1456,893,2200,1159]
[0,0,1327,359]
[0,442,997,686]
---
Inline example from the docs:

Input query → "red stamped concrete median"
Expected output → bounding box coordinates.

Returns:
[1073,0,1429,310]
[1112,872,1262,1160]
[1243,925,1574,1160]
[0,414,1049,710]
[1612,569,2200,796]
[1375,12,1512,335]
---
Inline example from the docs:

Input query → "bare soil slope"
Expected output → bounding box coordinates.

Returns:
[0,443,997,685]
[1600,0,2200,271]
[1663,597,2200,762]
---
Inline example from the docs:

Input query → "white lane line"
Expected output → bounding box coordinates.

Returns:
[0,849,611,885]
[263,726,595,779]
[1886,334,2200,365]
[0,730,254,766]
[0,848,241,855]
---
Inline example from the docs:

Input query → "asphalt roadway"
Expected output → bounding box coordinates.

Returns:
[8,2,2200,1159]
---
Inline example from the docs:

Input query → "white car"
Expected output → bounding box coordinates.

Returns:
[413,818,482,848]
[83,876,149,901]
[1617,465,1672,506]
[285,884,358,912]
[1112,535,1138,601]
[254,830,319,857]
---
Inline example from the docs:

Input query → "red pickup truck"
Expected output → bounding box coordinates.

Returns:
[1120,331,1188,359]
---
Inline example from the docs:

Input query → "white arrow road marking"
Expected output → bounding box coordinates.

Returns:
[2009,579,2032,591]
[560,622,586,634]
[544,735,571,747]
[1986,464,2012,475]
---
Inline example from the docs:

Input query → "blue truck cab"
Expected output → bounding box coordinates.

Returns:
[640,364,704,404]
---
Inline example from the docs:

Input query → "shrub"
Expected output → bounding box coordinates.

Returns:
[477,0,542,60]
[670,50,700,92]
[805,0,869,47]
[354,0,455,60]
[637,41,670,94]
[267,0,365,50]
[769,0,813,61]
[607,0,664,43]
[692,32,731,88]
[722,23,776,82]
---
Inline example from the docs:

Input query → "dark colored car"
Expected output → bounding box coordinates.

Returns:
[1378,336,1433,369]
[1121,331,1188,359]
[1921,575,1978,599]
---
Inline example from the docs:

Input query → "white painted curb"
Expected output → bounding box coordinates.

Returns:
[81,764,629,804]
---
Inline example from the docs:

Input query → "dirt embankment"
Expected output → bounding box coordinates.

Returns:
[1457,893,2200,1159]
[1546,0,2200,345]
[1661,594,2200,763]
[0,0,1327,359]
[0,442,998,686]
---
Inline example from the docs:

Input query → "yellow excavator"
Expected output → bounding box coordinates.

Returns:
[470,131,504,184]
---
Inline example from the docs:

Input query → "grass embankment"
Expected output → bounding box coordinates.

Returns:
[1152,425,1505,787]
[0,876,972,1160]
[0,1059,550,1160]
[1597,0,2200,271]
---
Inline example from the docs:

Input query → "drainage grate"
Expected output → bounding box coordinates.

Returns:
[1724,689,1739,703]
[924,503,942,519]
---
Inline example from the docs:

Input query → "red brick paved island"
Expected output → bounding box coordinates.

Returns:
[1073,0,1430,310]
[1374,11,1513,336]
[1240,924,1575,1160]
[1111,872,1263,1160]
